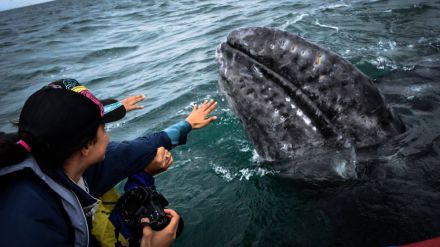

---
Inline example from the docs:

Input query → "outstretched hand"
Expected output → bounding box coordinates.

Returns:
[121,94,145,112]
[185,99,218,129]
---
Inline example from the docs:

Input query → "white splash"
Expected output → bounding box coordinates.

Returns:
[212,164,234,182]
[211,162,276,182]
[238,168,276,181]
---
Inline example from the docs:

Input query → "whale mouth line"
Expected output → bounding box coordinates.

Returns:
[222,42,338,139]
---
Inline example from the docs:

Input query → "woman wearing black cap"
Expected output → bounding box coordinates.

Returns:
[0,79,217,247]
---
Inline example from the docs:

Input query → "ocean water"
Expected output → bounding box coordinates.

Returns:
[1,0,440,246]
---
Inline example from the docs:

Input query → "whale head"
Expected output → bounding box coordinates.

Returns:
[216,27,405,163]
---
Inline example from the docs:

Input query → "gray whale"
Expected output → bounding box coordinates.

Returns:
[216,27,405,162]
[216,27,440,246]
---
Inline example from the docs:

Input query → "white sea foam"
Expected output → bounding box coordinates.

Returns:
[378,39,397,51]
[292,13,308,24]
[211,162,276,182]
[212,164,235,182]
[371,56,397,70]
[251,149,263,163]
[238,167,276,180]
[314,19,339,31]
[320,3,350,10]
[239,144,252,153]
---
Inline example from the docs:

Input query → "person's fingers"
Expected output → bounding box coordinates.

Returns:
[162,149,170,166]
[163,150,172,170]
[123,95,146,112]
[157,147,165,155]
[198,117,217,128]
[164,208,175,214]
[204,101,217,113]
[192,104,198,112]
[164,209,180,222]
[166,156,173,168]
[126,104,144,110]
[140,218,153,247]
[207,116,217,123]
[202,99,216,113]
[200,99,209,110]
[123,95,140,104]
[164,209,180,232]
[133,94,145,103]
[133,105,144,109]
[156,147,165,163]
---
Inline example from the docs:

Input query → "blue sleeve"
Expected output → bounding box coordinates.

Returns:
[84,120,192,197]
[84,131,172,197]
[163,120,192,146]
[122,121,193,191]
[122,120,192,191]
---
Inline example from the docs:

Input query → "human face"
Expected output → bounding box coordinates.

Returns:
[87,124,109,164]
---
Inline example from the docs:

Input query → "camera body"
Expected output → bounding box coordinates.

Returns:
[110,186,183,246]
[119,186,170,231]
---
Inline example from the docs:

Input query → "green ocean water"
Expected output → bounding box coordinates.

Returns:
[1,0,440,246]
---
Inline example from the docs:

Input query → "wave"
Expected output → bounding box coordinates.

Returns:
[79,46,139,63]
[17,66,65,80]
[77,25,111,33]
[0,41,15,49]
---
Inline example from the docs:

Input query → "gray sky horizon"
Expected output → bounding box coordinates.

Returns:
[0,0,54,12]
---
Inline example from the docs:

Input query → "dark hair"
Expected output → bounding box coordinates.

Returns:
[0,126,99,169]
[0,132,28,166]
[0,85,102,169]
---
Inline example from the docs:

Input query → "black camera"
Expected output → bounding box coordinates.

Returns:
[110,186,184,247]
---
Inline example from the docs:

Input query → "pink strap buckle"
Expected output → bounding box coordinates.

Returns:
[17,140,31,152]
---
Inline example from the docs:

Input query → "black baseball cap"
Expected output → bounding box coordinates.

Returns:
[18,79,126,159]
